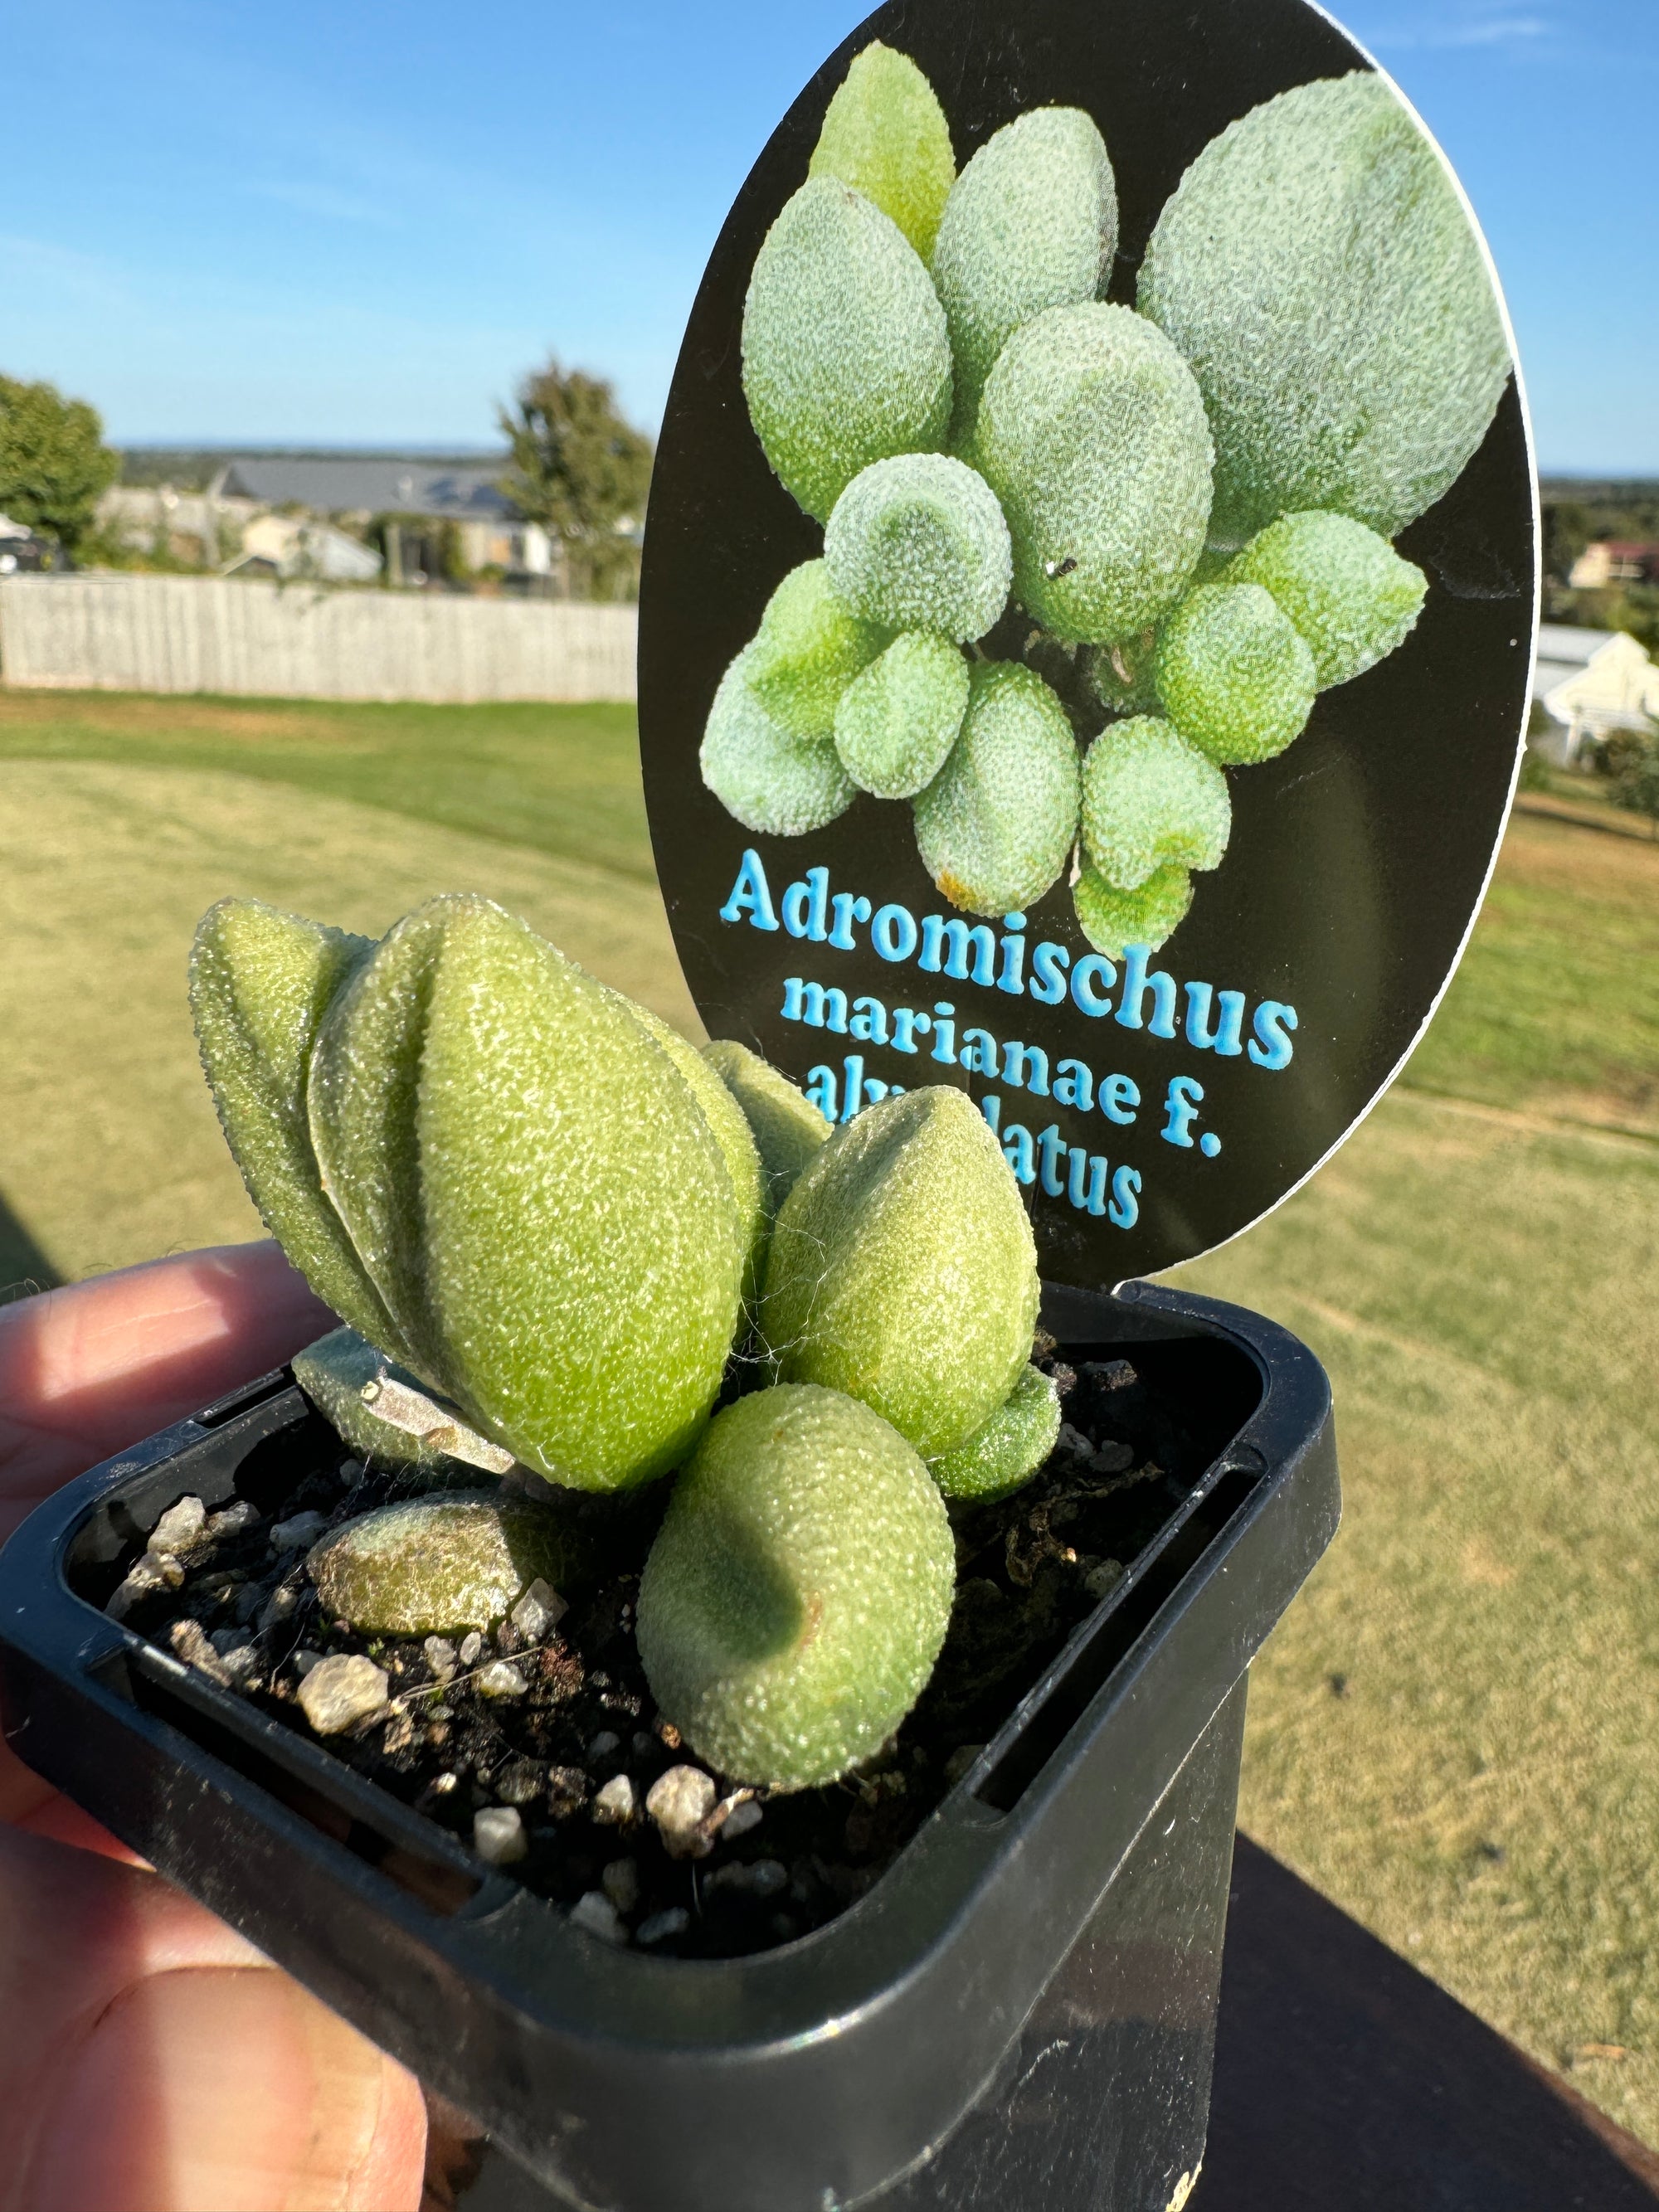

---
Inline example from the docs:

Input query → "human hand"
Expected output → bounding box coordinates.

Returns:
[0,1242,429,2211]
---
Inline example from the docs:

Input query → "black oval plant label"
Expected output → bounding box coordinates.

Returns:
[639,0,1538,1288]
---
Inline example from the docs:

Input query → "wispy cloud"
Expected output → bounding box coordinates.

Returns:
[241,178,399,230]
[1365,11,1550,51]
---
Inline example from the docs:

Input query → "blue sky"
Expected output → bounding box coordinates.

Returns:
[2,0,1652,470]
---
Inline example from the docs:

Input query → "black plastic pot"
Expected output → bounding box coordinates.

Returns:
[0,1278,1335,2212]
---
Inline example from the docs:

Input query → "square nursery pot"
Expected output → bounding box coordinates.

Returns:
[0,1276,1336,2212]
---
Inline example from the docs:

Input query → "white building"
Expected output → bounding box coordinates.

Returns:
[1530,624,1659,766]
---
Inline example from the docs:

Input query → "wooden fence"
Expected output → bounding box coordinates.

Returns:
[0,574,638,702]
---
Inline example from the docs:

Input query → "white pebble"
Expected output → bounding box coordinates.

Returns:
[591,1774,638,1826]
[148,1496,207,1555]
[569,1889,626,1944]
[257,1581,299,1632]
[105,1552,183,1621]
[296,1653,389,1735]
[472,1806,528,1866]
[168,1617,231,1683]
[509,1578,567,1641]
[601,1858,640,1913]
[635,1908,690,1947]
[474,1660,528,1700]
[720,1797,763,1840]
[293,1646,324,1676]
[458,1631,485,1667]
[270,1510,329,1553]
[646,1765,718,1859]
[423,1635,457,1681]
[337,1459,366,1489]
[588,1730,622,1759]
[205,1499,260,1539]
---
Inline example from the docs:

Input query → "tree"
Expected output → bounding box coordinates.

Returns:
[0,376,119,554]
[498,360,653,600]
[1608,727,1659,837]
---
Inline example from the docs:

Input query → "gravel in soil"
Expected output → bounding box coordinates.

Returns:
[97,1342,1233,1958]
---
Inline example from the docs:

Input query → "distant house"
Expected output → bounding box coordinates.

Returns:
[215,457,554,583]
[225,513,383,585]
[1567,540,1659,589]
[1531,624,1659,765]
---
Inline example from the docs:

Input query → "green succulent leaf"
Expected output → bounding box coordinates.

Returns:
[700,646,856,837]
[1072,860,1194,958]
[743,559,890,743]
[1138,71,1511,543]
[834,630,971,800]
[702,1038,832,1218]
[928,1363,1061,1501]
[636,1383,955,1789]
[1086,630,1160,718]
[824,452,1011,642]
[1079,717,1231,892]
[1225,510,1429,689]
[1153,581,1317,766]
[809,41,956,262]
[742,176,953,524]
[912,659,1079,916]
[931,106,1118,446]
[309,1490,590,1637]
[762,1087,1039,1459]
[977,303,1213,645]
[292,1325,462,1473]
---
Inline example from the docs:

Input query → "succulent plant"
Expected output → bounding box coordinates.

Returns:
[1225,509,1429,689]
[703,1038,832,1215]
[308,1490,586,1636]
[930,106,1117,445]
[912,659,1080,915]
[928,1364,1061,1502]
[700,648,856,836]
[636,1384,955,1789]
[742,176,953,524]
[834,630,971,799]
[824,452,1012,642]
[1087,630,1160,718]
[743,559,890,742]
[1153,581,1318,766]
[1073,860,1194,959]
[1138,71,1510,543]
[292,1325,461,1472]
[808,40,956,262]
[1079,716,1231,892]
[762,1087,1039,1458]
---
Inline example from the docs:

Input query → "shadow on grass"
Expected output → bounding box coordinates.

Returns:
[0,1192,61,1301]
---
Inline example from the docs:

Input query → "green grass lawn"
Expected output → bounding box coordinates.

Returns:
[1,690,1656,2144]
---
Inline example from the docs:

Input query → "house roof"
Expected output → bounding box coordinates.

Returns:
[1534,624,1619,668]
[216,456,519,521]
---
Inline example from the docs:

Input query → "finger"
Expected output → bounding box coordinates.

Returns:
[22,1967,427,2212]
[0,1241,334,1536]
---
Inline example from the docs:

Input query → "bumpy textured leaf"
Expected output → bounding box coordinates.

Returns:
[702,1038,831,1217]
[700,647,856,837]
[743,560,889,743]
[834,630,971,799]
[808,41,956,262]
[928,1364,1060,1501]
[1138,72,1511,543]
[762,1087,1039,1457]
[1154,582,1317,766]
[1079,717,1231,892]
[912,659,1079,915]
[636,1383,955,1789]
[1072,859,1194,957]
[977,303,1213,644]
[309,1490,588,1636]
[1087,630,1160,717]
[1226,510,1429,689]
[189,899,399,1354]
[307,895,745,1490]
[292,1325,460,1472]
[824,453,1011,642]
[742,176,953,523]
[931,107,1117,444]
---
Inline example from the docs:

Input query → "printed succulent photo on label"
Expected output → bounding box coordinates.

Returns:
[640,0,1538,1286]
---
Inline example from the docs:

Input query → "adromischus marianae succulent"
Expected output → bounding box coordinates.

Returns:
[912,659,1080,916]
[308,1490,587,1637]
[824,452,1012,642]
[703,1038,832,1217]
[1138,71,1510,543]
[636,1384,955,1790]
[1079,717,1231,891]
[761,1087,1039,1458]
[975,303,1214,645]
[1153,581,1318,766]
[834,630,971,799]
[808,40,956,262]
[742,559,889,743]
[928,1364,1062,1502]
[1226,509,1429,689]
[1073,859,1195,959]
[930,106,1118,445]
[292,1325,460,1472]
[700,648,855,837]
[742,176,952,524]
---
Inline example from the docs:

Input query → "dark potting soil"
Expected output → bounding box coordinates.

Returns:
[97,1344,1220,1959]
